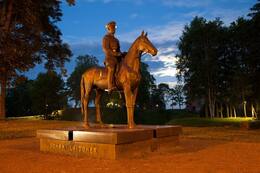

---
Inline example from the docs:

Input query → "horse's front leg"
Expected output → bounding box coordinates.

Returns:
[132,87,138,107]
[123,85,135,128]
[82,87,92,128]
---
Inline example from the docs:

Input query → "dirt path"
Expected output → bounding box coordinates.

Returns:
[1,120,260,173]
[0,136,260,173]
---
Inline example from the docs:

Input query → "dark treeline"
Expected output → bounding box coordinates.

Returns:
[6,54,185,117]
[176,1,260,118]
[6,71,67,118]
[0,0,73,119]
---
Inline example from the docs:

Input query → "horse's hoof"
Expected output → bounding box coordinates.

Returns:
[128,124,135,129]
[97,121,105,128]
[83,123,90,129]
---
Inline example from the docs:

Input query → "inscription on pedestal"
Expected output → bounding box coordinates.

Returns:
[48,142,97,154]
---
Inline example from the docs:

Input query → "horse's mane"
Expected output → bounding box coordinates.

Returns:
[127,36,141,52]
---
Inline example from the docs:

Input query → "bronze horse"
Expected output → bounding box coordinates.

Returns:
[81,31,157,128]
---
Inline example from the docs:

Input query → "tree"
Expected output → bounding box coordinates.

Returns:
[6,76,33,117]
[149,83,169,110]
[158,83,170,106]
[30,71,67,118]
[177,17,226,117]
[67,55,99,107]
[136,62,155,109]
[0,0,72,119]
[169,85,184,109]
[247,0,260,118]
[177,1,260,118]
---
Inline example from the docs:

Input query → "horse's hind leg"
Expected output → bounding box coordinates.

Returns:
[95,89,104,126]
[82,87,92,128]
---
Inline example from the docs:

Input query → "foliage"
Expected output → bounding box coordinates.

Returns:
[0,0,72,76]
[176,1,260,118]
[149,84,167,110]
[30,71,67,118]
[6,77,33,117]
[0,0,72,118]
[177,17,226,117]
[168,84,185,109]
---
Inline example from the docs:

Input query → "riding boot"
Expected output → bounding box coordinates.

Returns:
[107,67,116,93]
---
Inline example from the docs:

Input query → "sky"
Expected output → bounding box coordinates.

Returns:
[26,0,256,88]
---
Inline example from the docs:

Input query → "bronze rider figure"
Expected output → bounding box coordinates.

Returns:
[102,21,124,93]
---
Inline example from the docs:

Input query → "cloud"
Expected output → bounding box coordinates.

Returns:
[118,21,184,44]
[161,0,211,8]
[82,0,144,4]
[151,66,177,77]
[65,20,183,81]
[82,0,211,7]
[146,46,178,78]
[148,22,184,44]
[130,13,139,19]
[208,8,248,24]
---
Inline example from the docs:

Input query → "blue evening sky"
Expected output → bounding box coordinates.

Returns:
[26,0,256,87]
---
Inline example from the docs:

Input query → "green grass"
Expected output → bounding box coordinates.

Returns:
[167,117,253,127]
[59,108,255,127]
[60,108,198,124]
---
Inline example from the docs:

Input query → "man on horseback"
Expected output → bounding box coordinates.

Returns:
[102,21,124,93]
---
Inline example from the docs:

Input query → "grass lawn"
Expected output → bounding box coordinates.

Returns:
[4,108,257,131]
[52,108,258,128]
[167,117,254,127]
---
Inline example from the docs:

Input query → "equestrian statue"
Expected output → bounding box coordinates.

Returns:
[81,21,157,128]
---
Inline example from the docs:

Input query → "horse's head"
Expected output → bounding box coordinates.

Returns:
[136,31,157,56]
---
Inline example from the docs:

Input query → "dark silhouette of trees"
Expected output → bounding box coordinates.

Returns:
[168,85,184,109]
[30,71,67,118]
[177,1,260,118]
[0,0,72,119]
[6,77,33,117]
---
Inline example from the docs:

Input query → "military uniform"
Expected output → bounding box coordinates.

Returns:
[102,21,123,92]
[102,33,121,67]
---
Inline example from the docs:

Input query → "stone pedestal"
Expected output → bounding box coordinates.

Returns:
[37,125,182,159]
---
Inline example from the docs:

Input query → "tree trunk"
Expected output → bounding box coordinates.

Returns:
[0,0,14,120]
[220,104,223,118]
[208,88,212,118]
[205,104,209,118]
[208,88,215,118]
[251,104,257,118]
[256,103,259,119]
[229,105,233,117]
[216,103,219,118]
[1,0,14,32]
[243,101,247,117]
[0,76,6,119]
[233,106,237,118]
[226,104,230,118]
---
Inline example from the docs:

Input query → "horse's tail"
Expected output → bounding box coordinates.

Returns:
[80,76,85,116]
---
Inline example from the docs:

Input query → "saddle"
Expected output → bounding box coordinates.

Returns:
[99,53,126,92]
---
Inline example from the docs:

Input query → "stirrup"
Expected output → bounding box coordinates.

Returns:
[105,87,117,93]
